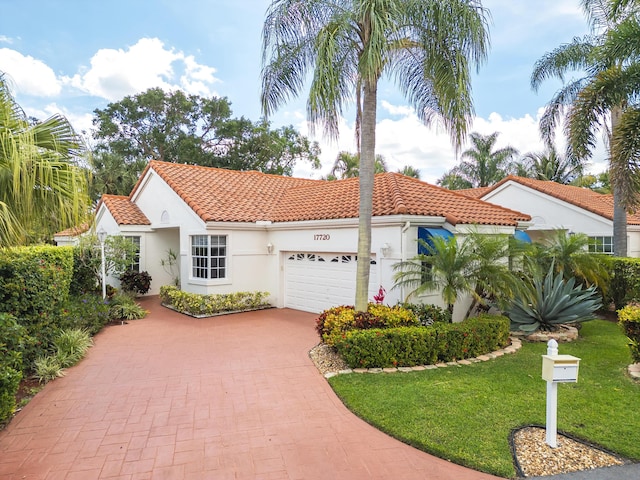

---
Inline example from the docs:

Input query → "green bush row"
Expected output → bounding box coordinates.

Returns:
[617,304,640,363]
[334,315,511,369]
[0,313,26,423]
[159,285,271,316]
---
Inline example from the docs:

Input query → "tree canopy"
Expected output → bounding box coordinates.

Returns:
[90,88,320,198]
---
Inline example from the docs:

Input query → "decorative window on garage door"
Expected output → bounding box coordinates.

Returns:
[286,253,376,264]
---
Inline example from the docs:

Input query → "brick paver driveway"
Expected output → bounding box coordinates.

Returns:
[0,297,502,479]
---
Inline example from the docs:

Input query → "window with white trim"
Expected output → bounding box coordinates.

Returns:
[191,235,227,279]
[124,236,141,272]
[588,236,613,254]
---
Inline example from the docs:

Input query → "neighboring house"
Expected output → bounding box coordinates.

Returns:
[58,161,531,317]
[459,175,640,257]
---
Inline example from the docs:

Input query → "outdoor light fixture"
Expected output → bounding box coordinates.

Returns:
[381,243,391,257]
[266,242,274,254]
[97,228,108,299]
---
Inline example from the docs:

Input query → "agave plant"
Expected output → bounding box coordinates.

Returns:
[508,265,602,332]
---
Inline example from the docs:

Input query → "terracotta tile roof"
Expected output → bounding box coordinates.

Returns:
[140,161,529,226]
[480,176,640,225]
[455,186,492,199]
[98,194,151,225]
[54,223,90,237]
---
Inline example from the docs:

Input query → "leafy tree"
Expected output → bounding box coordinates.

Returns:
[440,132,518,188]
[518,145,585,184]
[91,88,320,177]
[572,171,611,192]
[531,0,639,256]
[0,74,90,246]
[89,151,146,201]
[261,0,489,310]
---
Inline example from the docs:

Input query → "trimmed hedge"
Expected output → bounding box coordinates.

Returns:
[334,314,511,369]
[0,313,27,424]
[159,285,271,316]
[0,246,74,367]
[316,304,420,345]
[618,304,640,363]
[602,257,640,310]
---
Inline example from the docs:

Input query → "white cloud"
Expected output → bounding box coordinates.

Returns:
[67,37,220,101]
[292,102,609,184]
[0,48,62,96]
[0,35,14,44]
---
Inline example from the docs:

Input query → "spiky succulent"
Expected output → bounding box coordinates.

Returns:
[508,266,602,332]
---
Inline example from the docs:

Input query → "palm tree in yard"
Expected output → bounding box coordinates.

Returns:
[330,151,388,179]
[531,0,640,256]
[0,74,89,246]
[455,131,519,187]
[261,0,490,311]
[397,165,421,179]
[519,145,584,184]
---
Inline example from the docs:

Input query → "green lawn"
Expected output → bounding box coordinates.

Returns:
[328,320,640,478]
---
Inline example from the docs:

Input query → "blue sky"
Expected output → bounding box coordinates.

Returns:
[0,0,602,182]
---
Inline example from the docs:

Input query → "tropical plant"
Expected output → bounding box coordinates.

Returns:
[397,165,421,179]
[330,151,388,179]
[508,265,602,332]
[0,73,90,246]
[393,232,520,318]
[33,355,65,384]
[261,0,489,311]
[108,292,148,321]
[160,248,179,286]
[441,132,519,188]
[531,0,640,256]
[52,328,93,368]
[518,145,585,183]
[119,270,152,295]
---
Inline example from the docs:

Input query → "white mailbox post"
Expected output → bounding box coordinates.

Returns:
[541,339,580,448]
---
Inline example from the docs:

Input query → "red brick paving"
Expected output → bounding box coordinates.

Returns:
[0,297,503,479]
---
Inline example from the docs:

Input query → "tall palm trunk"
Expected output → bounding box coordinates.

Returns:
[355,79,377,312]
[611,105,628,257]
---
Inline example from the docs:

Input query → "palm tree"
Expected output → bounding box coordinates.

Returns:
[519,145,584,184]
[0,74,89,246]
[90,151,146,201]
[261,0,489,311]
[397,165,421,179]
[437,171,473,190]
[531,0,638,256]
[452,132,518,187]
[393,232,519,318]
[330,151,388,179]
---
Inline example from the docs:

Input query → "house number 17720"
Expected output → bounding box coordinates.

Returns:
[314,234,330,240]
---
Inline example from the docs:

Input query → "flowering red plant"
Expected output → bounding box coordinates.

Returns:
[373,286,386,304]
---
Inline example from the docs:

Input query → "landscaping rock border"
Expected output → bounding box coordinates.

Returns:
[161,303,273,318]
[317,336,522,378]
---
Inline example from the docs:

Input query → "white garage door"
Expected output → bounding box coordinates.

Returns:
[284,252,379,313]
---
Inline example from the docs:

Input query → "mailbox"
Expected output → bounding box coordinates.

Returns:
[542,354,581,383]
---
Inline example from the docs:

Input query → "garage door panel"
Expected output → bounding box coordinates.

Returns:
[284,252,379,313]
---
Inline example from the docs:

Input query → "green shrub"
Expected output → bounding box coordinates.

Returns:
[119,270,152,295]
[59,294,111,335]
[316,304,420,345]
[605,257,640,310]
[0,246,74,367]
[0,365,21,423]
[618,304,640,363]
[397,302,452,325]
[52,329,93,368]
[159,285,271,316]
[69,241,100,295]
[33,355,65,384]
[334,315,510,368]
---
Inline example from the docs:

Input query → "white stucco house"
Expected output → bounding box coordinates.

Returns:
[459,175,640,257]
[58,161,533,317]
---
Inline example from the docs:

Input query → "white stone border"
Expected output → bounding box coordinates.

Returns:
[325,336,522,378]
